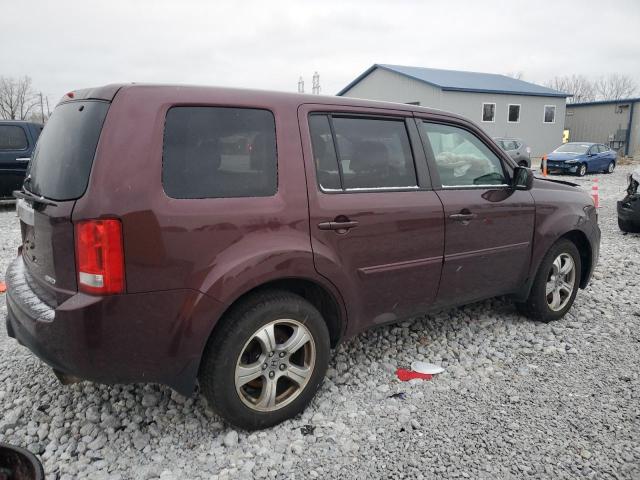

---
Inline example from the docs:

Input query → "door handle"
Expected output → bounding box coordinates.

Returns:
[449,212,477,222]
[318,220,359,231]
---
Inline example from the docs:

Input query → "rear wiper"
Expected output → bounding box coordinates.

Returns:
[13,188,58,207]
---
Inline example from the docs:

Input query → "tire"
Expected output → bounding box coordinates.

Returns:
[199,290,330,430]
[618,217,640,233]
[606,161,615,174]
[516,239,581,323]
[577,164,587,177]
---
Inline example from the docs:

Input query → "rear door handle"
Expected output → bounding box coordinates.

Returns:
[318,220,359,231]
[449,213,477,222]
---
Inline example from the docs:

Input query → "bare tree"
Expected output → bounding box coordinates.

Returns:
[0,76,39,120]
[545,75,596,103]
[593,74,638,101]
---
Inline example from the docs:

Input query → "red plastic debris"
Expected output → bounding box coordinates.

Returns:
[0,281,6,293]
[396,368,433,382]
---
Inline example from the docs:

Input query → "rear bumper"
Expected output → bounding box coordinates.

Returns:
[4,256,223,396]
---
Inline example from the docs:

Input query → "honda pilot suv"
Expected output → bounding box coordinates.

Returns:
[5,84,600,430]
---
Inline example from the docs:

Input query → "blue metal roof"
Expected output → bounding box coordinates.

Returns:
[337,64,570,98]
[567,97,640,107]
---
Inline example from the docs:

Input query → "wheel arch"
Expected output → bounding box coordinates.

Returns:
[559,229,593,288]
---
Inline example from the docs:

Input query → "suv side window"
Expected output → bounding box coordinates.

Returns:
[420,122,507,187]
[162,107,277,199]
[309,114,418,191]
[0,125,28,150]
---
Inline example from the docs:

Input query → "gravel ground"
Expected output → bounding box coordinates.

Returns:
[1,165,639,480]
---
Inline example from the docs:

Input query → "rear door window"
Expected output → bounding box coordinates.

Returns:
[420,122,507,187]
[0,125,28,150]
[309,114,417,191]
[27,101,109,200]
[162,107,277,199]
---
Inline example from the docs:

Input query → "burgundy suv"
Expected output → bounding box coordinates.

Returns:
[5,85,600,429]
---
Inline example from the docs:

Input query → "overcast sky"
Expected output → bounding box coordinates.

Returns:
[2,0,639,107]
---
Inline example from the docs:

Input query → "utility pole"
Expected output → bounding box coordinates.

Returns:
[45,96,51,118]
[297,76,305,93]
[312,72,320,95]
[39,92,44,123]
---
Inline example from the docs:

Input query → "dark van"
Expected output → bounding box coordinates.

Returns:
[0,120,43,199]
[5,85,600,430]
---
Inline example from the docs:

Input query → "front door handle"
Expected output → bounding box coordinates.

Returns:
[318,220,359,231]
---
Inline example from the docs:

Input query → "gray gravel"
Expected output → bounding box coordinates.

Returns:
[1,165,639,479]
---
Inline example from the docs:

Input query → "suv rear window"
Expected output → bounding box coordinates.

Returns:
[26,101,109,200]
[0,125,28,150]
[162,107,277,199]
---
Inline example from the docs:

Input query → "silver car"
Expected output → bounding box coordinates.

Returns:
[493,137,531,167]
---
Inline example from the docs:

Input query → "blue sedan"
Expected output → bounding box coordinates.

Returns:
[545,142,617,176]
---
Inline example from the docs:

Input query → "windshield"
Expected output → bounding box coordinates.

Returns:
[554,143,590,154]
[26,100,109,200]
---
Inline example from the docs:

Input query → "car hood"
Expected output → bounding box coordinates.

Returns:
[533,176,580,191]
[547,152,586,161]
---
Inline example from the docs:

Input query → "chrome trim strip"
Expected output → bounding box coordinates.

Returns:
[358,256,443,276]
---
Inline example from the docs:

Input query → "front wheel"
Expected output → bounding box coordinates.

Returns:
[577,164,587,177]
[517,239,581,322]
[199,291,330,430]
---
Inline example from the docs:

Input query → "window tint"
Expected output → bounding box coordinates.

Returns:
[329,116,417,190]
[163,107,277,199]
[544,105,556,123]
[421,122,507,187]
[482,103,495,122]
[27,101,109,200]
[508,104,520,123]
[309,115,341,190]
[0,125,28,150]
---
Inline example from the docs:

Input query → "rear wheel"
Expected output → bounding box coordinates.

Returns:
[517,239,581,322]
[606,161,615,174]
[577,164,587,177]
[199,291,330,430]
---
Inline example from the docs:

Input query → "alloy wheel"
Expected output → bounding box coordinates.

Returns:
[546,253,576,312]
[234,319,315,412]
[608,162,615,173]
[579,164,587,176]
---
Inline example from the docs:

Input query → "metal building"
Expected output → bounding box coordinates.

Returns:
[564,98,639,158]
[337,64,570,157]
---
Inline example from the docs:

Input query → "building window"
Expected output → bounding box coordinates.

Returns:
[543,105,556,124]
[507,104,520,123]
[482,103,496,122]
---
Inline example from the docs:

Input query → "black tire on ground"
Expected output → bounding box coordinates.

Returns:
[606,161,615,174]
[618,217,640,233]
[577,164,587,177]
[199,290,330,430]
[516,239,582,323]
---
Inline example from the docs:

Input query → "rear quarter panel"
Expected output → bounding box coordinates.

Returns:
[72,86,329,331]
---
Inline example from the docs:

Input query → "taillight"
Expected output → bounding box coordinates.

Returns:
[75,219,125,295]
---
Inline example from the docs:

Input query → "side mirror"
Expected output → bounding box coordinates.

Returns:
[512,166,533,190]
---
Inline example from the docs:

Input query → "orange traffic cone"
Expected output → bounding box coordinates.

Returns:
[542,155,548,177]
[591,178,599,208]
